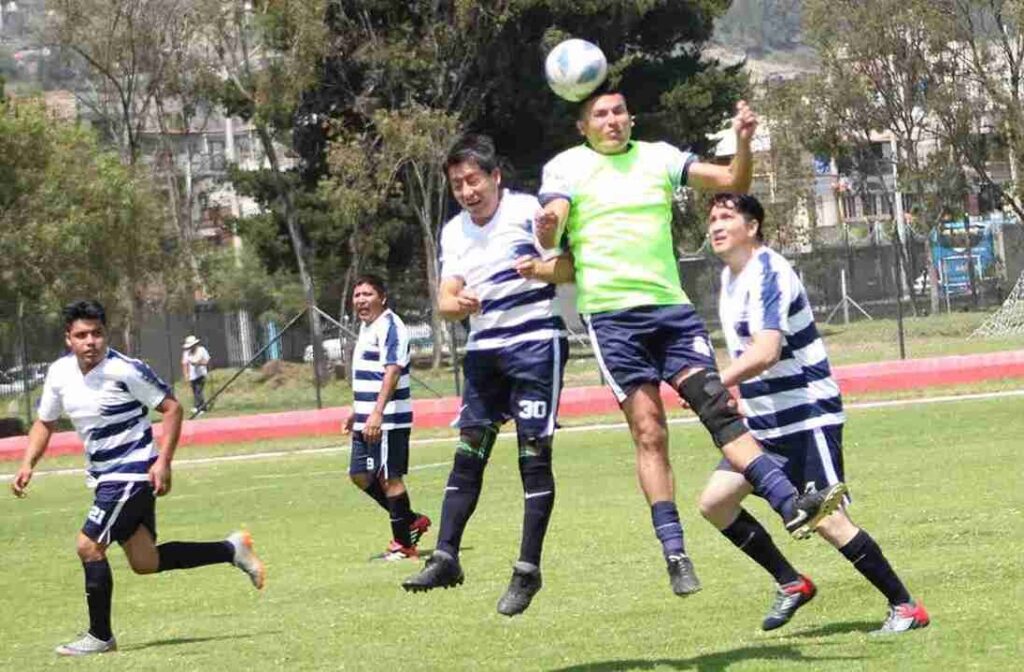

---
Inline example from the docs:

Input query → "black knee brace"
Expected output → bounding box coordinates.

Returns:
[455,424,499,461]
[678,369,748,449]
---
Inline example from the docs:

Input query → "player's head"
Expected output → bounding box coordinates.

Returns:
[62,300,108,370]
[352,274,388,323]
[444,133,502,225]
[707,193,765,260]
[577,85,631,155]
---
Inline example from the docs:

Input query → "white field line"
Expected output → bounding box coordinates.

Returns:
[2,388,1022,484]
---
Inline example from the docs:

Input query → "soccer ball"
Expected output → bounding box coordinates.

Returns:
[544,39,608,102]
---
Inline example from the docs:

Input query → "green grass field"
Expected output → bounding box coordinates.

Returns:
[2,392,1022,670]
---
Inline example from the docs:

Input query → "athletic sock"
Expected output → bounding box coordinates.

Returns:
[743,454,799,521]
[651,500,686,558]
[839,529,912,606]
[157,541,234,572]
[362,479,391,512]
[720,508,800,585]
[518,456,555,567]
[435,453,486,558]
[387,491,415,547]
[83,559,113,642]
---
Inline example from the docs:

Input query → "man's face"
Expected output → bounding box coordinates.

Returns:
[578,93,631,154]
[65,318,107,371]
[447,160,501,224]
[352,283,385,323]
[708,201,759,259]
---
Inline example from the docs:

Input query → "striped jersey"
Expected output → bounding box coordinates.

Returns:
[439,190,566,351]
[719,246,845,440]
[36,348,171,488]
[351,309,413,430]
[538,141,698,313]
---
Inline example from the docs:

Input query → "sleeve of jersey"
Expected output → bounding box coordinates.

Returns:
[125,360,174,409]
[380,316,411,368]
[36,367,63,422]
[748,255,791,334]
[538,154,575,205]
[439,226,464,280]
[662,142,699,189]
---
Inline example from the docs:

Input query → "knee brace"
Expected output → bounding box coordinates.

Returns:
[455,424,499,461]
[678,369,748,449]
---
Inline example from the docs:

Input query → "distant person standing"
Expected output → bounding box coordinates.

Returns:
[181,335,210,414]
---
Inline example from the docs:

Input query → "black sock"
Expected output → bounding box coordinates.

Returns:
[742,454,799,521]
[387,491,416,547]
[157,541,234,572]
[839,529,911,606]
[436,453,486,558]
[518,455,555,567]
[720,508,800,585]
[83,559,113,641]
[362,479,391,513]
[651,501,686,558]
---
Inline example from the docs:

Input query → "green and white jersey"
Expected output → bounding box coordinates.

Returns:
[539,140,697,314]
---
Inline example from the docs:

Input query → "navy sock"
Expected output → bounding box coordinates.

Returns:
[362,479,391,513]
[721,509,800,585]
[651,501,685,558]
[519,456,556,567]
[83,559,113,641]
[387,491,415,547]
[839,529,911,606]
[743,454,799,521]
[157,541,234,572]
[436,453,486,558]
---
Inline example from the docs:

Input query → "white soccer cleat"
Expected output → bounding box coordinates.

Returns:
[54,632,117,656]
[227,530,266,590]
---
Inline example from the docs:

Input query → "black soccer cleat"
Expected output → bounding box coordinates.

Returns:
[762,574,817,631]
[666,554,702,596]
[785,482,848,540]
[496,566,543,617]
[401,553,464,593]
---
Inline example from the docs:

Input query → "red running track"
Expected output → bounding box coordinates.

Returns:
[2,350,1023,462]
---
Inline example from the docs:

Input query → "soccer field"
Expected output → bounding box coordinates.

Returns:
[2,394,1022,671]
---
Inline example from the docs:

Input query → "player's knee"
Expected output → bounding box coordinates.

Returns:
[127,557,158,575]
[349,472,371,489]
[629,414,668,454]
[455,424,499,462]
[677,369,748,449]
[815,510,858,546]
[697,488,737,523]
[76,536,105,563]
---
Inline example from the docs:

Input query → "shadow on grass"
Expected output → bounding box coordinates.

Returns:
[785,620,878,638]
[546,642,863,671]
[125,631,282,651]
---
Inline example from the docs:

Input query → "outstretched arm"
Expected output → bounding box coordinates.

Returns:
[686,101,758,194]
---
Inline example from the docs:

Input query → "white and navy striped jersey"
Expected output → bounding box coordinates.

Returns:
[36,349,171,488]
[719,247,845,440]
[351,309,413,431]
[439,190,566,351]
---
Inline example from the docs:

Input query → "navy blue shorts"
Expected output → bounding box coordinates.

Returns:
[457,337,568,439]
[350,428,411,479]
[584,304,717,402]
[81,481,156,545]
[717,424,848,498]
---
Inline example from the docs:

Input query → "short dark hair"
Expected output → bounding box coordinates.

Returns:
[63,300,107,331]
[577,83,623,120]
[711,193,766,241]
[353,273,388,299]
[443,134,499,174]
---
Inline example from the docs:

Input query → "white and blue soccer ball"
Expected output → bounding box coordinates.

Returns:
[544,38,608,102]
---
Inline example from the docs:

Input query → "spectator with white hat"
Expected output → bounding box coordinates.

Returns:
[181,335,210,414]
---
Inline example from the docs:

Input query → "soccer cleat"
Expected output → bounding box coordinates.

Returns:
[666,554,702,596]
[872,600,930,635]
[785,482,848,540]
[382,539,419,562]
[227,530,266,590]
[54,632,117,656]
[762,575,817,631]
[402,553,465,592]
[409,513,432,546]
[496,566,543,617]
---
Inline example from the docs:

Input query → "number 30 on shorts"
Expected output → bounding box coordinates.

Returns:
[518,400,548,419]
